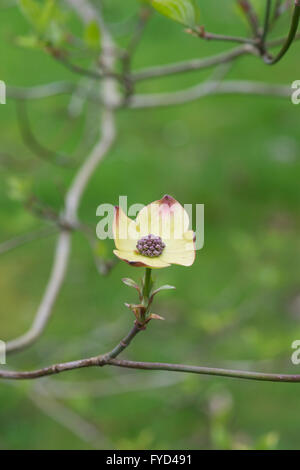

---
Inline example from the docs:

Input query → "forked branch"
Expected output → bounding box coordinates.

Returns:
[1,321,300,383]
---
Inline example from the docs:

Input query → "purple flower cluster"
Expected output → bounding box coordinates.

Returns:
[136,234,166,258]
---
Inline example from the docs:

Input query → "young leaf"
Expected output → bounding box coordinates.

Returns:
[152,285,176,294]
[39,0,57,33]
[150,284,176,302]
[149,0,200,27]
[149,313,165,321]
[15,35,45,50]
[84,20,101,50]
[122,278,140,290]
[19,0,42,30]
[6,176,32,202]
[19,0,67,46]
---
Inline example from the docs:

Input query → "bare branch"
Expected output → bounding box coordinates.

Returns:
[108,359,300,383]
[64,0,102,25]
[64,0,119,224]
[2,318,300,383]
[190,27,257,45]
[101,323,143,361]
[2,354,300,383]
[132,32,300,83]
[16,101,72,167]
[262,0,272,44]
[64,107,116,223]
[132,45,254,82]
[0,226,57,256]
[237,0,261,37]
[121,7,152,102]
[29,389,112,449]
[7,82,105,108]
[272,0,293,24]
[129,80,291,109]
[6,230,72,353]
[47,49,104,80]
[7,82,76,100]
[126,6,152,60]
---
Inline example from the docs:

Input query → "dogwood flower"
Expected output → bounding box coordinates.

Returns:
[113,195,196,269]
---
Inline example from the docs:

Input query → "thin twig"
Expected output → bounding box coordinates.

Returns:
[121,6,152,102]
[2,318,300,384]
[273,0,283,23]
[132,30,300,83]
[263,0,300,64]
[267,31,300,46]
[16,101,72,167]
[129,80,290,109]
[2,354,300,383]
[262,0,273,44]
[6,230,72,353]
[108,359,300,383]
[102,324,142,361]
[29,389,112,449]
[237,0,261,37]
[126,7,152,59]
[7,82,76,99]
[49,50,104,80]
[0,226,57,256]
[7,82,102,106]
[132,45,255,82]
[193,26,257,45]
[272,0,292,24]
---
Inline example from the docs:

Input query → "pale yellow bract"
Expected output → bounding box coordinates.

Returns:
[113,195,196,269]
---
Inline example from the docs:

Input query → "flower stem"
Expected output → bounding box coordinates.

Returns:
[142,267,152,301]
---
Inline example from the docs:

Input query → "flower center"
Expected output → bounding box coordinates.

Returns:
[136,234,165,258]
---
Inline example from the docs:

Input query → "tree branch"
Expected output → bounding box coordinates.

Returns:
[132,31,300,83]
[2,353,300,383]
[192,27,257,46]
[129,80,290,109]
[101,323,143,361]
[132,45,254,82]
[108,359,300,383]
[0,226,57,256]
[272,0,292,25]
[7,82,77,100]
[16,101,72,167]
[1,317,300,384]
[29,388,112,449]
[6,230,72,353]
[237,0,261,37]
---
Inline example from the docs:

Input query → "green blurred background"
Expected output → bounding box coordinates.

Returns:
[0,0,300,450]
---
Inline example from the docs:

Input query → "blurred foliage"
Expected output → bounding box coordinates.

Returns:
[0,0,300,450]
[148,0,201,27]
[18,0,69,48]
